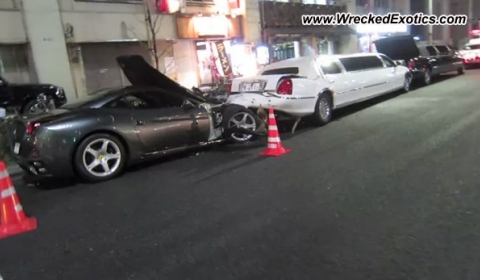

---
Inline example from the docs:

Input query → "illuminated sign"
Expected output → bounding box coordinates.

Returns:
[214,40,232,76]
[193,16,229,37]
[356,24,408,34]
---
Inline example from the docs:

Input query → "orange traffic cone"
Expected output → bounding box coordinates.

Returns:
[0,161,37,239]
[260,108,291,157]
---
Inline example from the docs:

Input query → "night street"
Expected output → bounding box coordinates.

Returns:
[2,70,480,280]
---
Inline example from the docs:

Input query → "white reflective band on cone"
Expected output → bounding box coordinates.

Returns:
[14,204,23,212]
[269,113,275,118]
[268,144,278,148]
[0,170,8,180]
[268,137,281,143]
[1,186,15,198]
[268,125,278,130]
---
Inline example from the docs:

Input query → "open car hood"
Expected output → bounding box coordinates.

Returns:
[116,55,207,103]
[373,35,420,61]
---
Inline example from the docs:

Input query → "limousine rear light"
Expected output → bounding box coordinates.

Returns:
[277,78,293,95]
[408,60,416,69]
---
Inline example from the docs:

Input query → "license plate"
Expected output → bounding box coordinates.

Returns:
[240,82,264,93]
[13,142,20,154]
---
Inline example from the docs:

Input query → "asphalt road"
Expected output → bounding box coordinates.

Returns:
[2,70,480,280]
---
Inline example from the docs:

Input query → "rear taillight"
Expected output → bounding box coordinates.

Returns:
[26,122,42,135]
[277,78,293,95]
[408,60,415,69]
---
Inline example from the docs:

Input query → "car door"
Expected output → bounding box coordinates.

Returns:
[435,45,454,72]
[424,45,442,74]
[315,58,352,107]
[378,54,404,91]
[116,90,209,152]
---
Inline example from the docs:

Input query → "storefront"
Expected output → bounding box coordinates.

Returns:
[175,13,258,86]
[356,24,409,53]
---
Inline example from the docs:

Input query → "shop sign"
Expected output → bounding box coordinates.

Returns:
[214,40,233,76]
[228,0,240,10]
[193,16,229,37]
[156,0,180,14]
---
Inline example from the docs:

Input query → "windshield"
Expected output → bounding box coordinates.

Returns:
[464,44,480,50]
[61,87,120,109]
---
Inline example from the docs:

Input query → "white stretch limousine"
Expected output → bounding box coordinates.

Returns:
[226,53,411,127]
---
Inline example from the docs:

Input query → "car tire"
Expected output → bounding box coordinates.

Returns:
[402,73,412,93]
[457,65,465,75]
[311,92,333,126]
[222,105,260,144]
[22,100,47,116]
[422,68,432,86]
[73,133,126,182]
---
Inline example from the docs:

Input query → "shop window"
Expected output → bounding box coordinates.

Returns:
[262,67,299,75]
[339,56,383,72]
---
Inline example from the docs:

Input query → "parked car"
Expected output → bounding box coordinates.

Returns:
[5,55,261,182]
[226,53,411,127]
[373,35,465,86]
[0,75,67,115]
[459,38,480,68]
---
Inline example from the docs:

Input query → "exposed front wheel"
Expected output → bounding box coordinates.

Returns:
[402,74,412,93]
[74,133,126,182]
[458,65,465,75]
[222,107,260,143]
[422,68,432,86]
[22,100,48,116]
[311,92,333,126]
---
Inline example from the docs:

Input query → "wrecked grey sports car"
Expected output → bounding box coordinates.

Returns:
[4,55,264,182]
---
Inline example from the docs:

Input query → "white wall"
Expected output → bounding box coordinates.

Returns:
[22,0,77,101]
[0,11,26,43]
[58,0,176,43]
[243,0,261,44]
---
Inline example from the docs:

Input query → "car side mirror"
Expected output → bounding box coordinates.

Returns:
[0,108,6,119]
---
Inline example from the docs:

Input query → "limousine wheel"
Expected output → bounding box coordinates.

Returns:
[423,69,432,86]
[312,93,333,126]
[402,74,412,93]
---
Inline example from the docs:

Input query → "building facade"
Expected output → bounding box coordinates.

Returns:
[0,0,259,102]
[412,0,480,48]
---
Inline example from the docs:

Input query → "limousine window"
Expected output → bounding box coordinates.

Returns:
[317,60,342,74]
[262,67,299,75]
[379,55,395,67]
[339,56,383,72]
[425,46,438,56]
[463,44,480,50]
[435,45,450,55]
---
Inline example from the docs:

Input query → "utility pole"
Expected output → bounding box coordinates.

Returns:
[468,0,473,30]
[427,0,433,44]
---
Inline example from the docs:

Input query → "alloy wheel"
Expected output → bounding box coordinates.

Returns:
[319,97,331,121]
[82,138,122,177]
[228,112,257,142]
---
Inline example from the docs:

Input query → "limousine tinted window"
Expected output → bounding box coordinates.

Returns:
[262,67,299,75]
[425,46,438,55]
[339,56,383,72]
[318,60,342,74]
[435,45,450,55]
[379,55,395,67]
